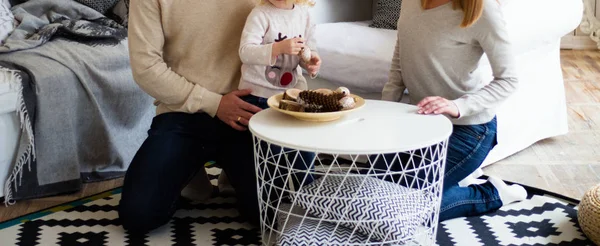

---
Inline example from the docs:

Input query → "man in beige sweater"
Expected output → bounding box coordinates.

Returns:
[118,0,264,234]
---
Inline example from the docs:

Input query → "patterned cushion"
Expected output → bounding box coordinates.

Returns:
[106,0,128,27]
[276,203,372,245]
[370,0,402,30]
[0,2,13,44]
[291,175,433,242]
[74,0,120,14]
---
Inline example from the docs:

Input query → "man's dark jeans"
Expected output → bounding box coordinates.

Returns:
[118,112,260,234]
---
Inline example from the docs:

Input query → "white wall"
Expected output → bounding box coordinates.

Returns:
[309,0,374,24]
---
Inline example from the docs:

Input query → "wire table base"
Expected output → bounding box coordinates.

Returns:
[253,136,449,246]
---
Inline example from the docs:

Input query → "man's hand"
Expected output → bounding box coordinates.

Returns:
[273,38,305,57]
[216,89,262,131]
[301,53,321,77]
[417,96,460,118]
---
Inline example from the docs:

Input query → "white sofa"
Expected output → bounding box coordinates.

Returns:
[309,0,584,167]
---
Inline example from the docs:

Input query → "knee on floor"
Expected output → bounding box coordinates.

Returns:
[117,199,172,235]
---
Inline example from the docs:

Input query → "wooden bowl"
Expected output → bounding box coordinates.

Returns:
[267,93,366,122]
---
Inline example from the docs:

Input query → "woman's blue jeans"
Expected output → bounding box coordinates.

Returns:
[369,117,502,222]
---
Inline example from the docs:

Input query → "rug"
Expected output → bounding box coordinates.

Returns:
[0,167,594,246]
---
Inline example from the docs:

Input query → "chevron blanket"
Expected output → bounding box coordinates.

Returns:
[0,0,154,204]
[290,175,435,244]
[275,203,372,245]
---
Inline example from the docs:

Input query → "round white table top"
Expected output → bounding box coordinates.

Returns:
[249,100,453,154]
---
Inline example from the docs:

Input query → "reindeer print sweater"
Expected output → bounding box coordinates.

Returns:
[238,3,317,99]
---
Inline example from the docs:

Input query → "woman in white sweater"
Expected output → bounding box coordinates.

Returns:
[380,0,527,221]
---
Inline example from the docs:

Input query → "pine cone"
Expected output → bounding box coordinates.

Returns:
[304,104,323,113]
[298,90,343,112]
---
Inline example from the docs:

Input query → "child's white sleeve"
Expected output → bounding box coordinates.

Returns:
[239,9,276,66]
[305,9,318,54]
[295,75,308,90]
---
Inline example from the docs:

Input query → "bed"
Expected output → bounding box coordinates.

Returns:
[311,21,395,96]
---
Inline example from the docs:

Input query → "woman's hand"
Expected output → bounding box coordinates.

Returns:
[216,89,262,131]
[273,38,305,57]
[417,96,460,118]
[301,53,321,77]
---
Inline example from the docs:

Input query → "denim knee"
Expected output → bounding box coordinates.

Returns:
[118,198,174,235]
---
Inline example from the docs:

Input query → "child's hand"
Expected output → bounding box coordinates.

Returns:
[307,54,321,76]
[301,53,321,77]
[273,38,305,57]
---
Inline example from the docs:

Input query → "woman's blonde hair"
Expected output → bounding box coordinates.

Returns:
[422,0,483,28]
[260,0,316,7]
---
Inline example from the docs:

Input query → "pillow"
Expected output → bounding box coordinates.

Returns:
[290,175,433,243]
[74,0,120,14]
[106,0,129,27]
[276,203,373,245]
[0,2,13,44]
[370,0,402,30]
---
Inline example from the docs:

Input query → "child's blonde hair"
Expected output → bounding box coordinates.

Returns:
[260,0,316,7]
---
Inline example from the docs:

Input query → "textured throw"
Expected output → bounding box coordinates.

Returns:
[0,0,154,204]
[106,0,129,27]
[0,1,13,42]
[0,169,594,245]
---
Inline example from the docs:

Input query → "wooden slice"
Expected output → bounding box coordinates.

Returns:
[279,100,304,112]
[283,89,302,102]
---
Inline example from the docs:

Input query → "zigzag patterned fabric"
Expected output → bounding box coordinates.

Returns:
[276,203,372,245]
[291,175,434,243]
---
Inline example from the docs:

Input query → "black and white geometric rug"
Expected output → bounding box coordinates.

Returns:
[0,167,594,246]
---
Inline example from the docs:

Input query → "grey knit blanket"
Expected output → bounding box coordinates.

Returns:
[1,0,154,204]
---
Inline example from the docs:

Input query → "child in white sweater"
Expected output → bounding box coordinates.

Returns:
[238,0,320,104]
[238,0,320,192]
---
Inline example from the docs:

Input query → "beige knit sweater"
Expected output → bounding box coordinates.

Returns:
[128,0,256,116]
